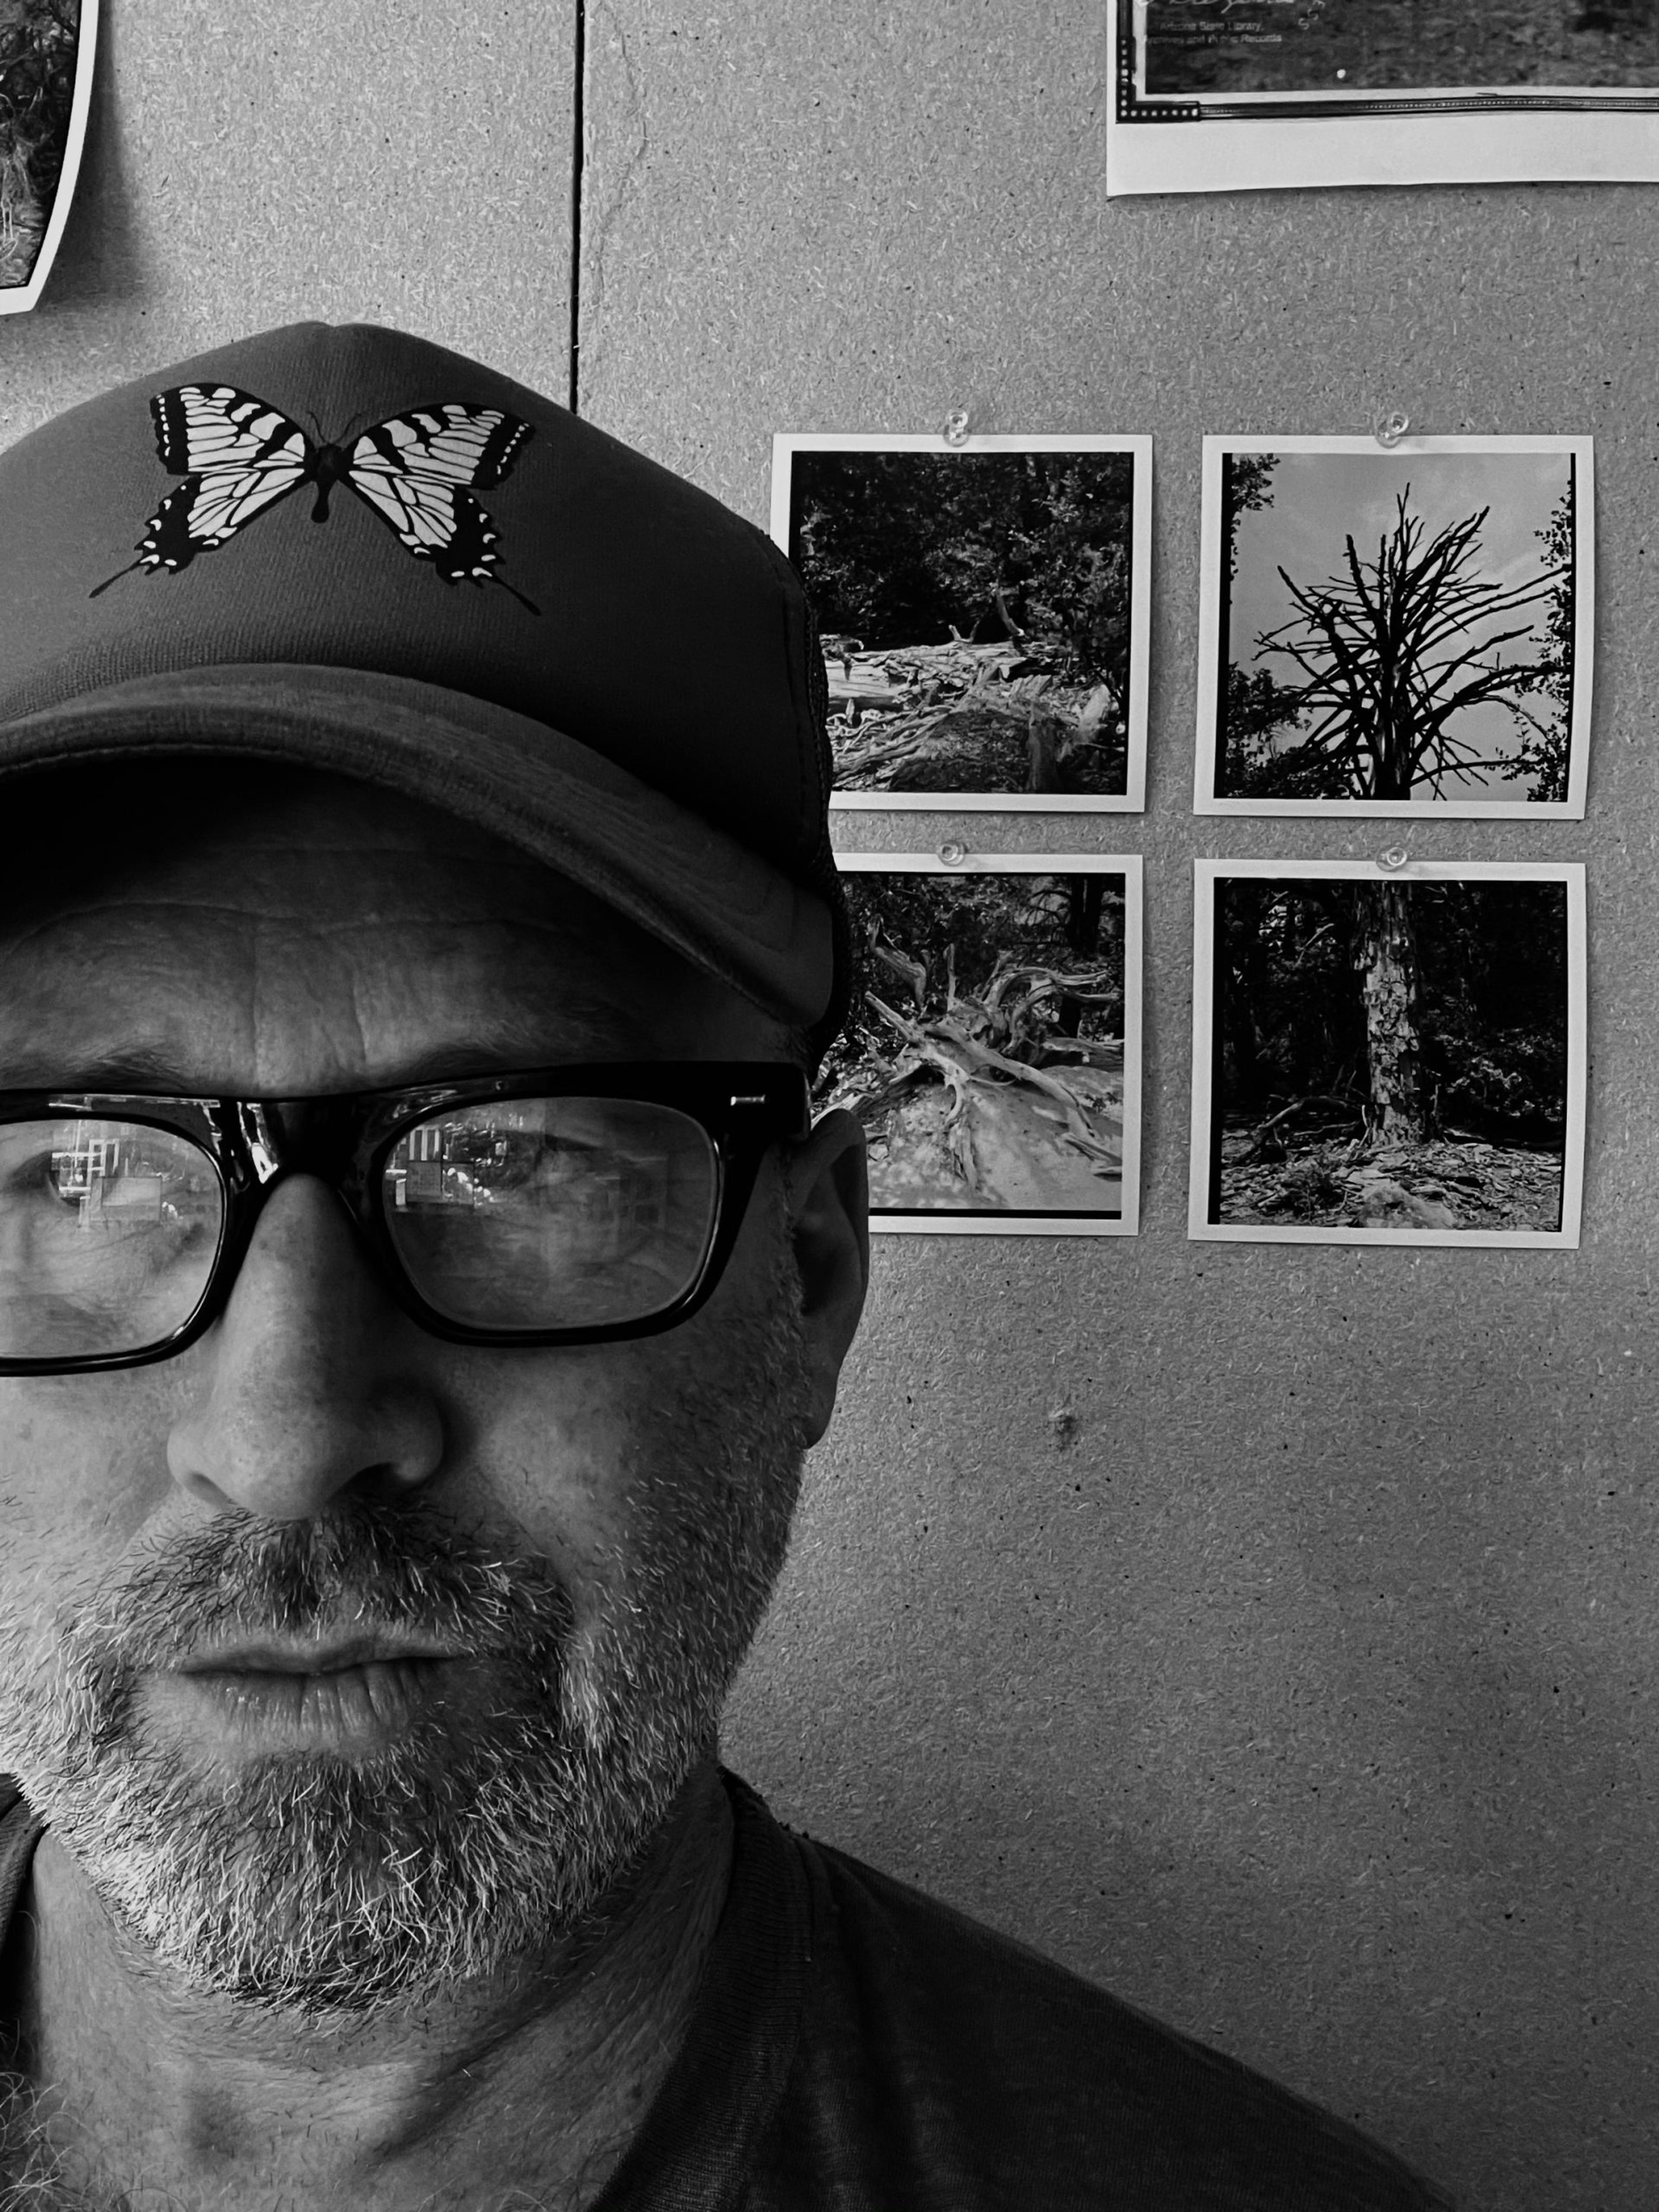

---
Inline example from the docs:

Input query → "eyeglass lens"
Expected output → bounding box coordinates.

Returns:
[0,1099,723,1362]
[0,1119,223,1360]
[381,1098,718,1330]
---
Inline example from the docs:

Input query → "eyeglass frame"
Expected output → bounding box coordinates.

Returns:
[0,1062,813,1376]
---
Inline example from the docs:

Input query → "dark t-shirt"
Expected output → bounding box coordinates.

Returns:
[0,1772,1452,2210]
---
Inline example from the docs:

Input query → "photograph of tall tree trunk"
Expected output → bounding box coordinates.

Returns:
[1191,861,1585,1246]
[1198,439,1590,815]
[818,859,1141,1231]
[0,0,89,306]
[773,437,1150,810]
[1144,0,1659,98]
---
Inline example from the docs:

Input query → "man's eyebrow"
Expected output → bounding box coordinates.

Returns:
[0,1045,191,1093]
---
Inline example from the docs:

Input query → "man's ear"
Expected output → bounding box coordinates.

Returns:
[784,1108,870,1446]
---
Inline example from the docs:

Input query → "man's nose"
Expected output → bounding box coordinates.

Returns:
[166,1174,446,1520]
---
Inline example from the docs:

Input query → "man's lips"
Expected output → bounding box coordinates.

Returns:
[153,1637,476,1746]
[175,1635,467,1676]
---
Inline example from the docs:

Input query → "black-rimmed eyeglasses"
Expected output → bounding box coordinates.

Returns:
[0,1064,810,1374]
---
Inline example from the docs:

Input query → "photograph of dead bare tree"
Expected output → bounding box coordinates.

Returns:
[0,0,93,311]
[1144,0,1659,99]
[1195,438,1592,817]
[820,856,1143,1233]
[1188,860,1586,1247]
[771,435,1151,811]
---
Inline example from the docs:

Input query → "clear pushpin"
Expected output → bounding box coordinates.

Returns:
[1377,846,1410,872]
[937,841,969,867]
[1373,410,1411,449]
[941,408,972,448]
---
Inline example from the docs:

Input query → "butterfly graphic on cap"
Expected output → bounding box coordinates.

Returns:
[90,383,540,613]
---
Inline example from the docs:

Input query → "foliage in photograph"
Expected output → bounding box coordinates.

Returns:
[1211,876,1570,1232]
[0,0,77,291]
[1146,0,1659,95]
[791,450,1136,798]
[817,871,1127,1214]
[1218,452,1576,805]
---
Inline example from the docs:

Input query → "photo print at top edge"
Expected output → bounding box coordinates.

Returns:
[0,0,97,313]
[819,855,1143,1235]
[1194,438,1594,818]
[1145,0,1659,99]
[770,435,1152,812]
[1187,859,1586,1249]
[1107,0,1659,194]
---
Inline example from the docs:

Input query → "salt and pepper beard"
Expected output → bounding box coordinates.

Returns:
[0,1227,812,2024]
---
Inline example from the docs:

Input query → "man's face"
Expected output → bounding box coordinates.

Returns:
[0,769,858,2020]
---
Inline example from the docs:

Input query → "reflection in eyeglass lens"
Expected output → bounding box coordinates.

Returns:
[0,1120,223,1358]
[382,1098,720,1329]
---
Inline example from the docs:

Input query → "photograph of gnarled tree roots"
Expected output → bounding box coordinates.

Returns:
[785,446,1142,805]
[0,0,79,293]
[819,866,1134,1225]
[1145,0,1659,96]
[1205,871,1573,1237]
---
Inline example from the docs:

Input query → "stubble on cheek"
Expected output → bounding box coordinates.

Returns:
[0,1210,816,2016]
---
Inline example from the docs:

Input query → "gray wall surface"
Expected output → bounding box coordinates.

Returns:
[4,4,1658,2207]
[579,12,1659,2211]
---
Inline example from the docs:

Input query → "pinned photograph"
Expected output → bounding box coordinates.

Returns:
[1195,438,1592,819]
[0,0,96,313]
[821,854,1143,1233]
[772,435,1151,812]
[1109,1,1659,194]
[1188,859,1586,1248]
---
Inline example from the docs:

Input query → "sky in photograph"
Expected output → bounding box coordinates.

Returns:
[1227,448,1573,795]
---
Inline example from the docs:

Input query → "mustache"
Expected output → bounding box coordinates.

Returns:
[55,1497,575,1689]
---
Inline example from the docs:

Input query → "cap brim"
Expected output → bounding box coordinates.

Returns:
[0,664,835,1029]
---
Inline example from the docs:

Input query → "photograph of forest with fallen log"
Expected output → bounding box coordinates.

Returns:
[0,0,82,296]
[1144,0,1659,97]
[781,443,1146,807]
[1201,442,1588,814]
[817,862,1139,1227]
[1197,867,1583,1241]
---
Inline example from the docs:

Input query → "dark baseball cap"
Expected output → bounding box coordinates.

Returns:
[0,320,848,1042]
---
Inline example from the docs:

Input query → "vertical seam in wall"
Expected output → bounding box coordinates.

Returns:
[568,0,587,416]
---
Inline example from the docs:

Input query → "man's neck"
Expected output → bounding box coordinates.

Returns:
[2,1764,734,2212]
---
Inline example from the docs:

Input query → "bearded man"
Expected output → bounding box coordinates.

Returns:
[0,322,1449,2210]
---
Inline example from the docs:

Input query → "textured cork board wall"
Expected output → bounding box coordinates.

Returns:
[3,5,1656,2205]
[577,10,1659,2209]
[0,2,573,442]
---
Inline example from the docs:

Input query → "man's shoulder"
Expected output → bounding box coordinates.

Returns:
[766,1810,1450,2212]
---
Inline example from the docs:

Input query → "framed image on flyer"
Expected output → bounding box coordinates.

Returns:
[1108,0,1659,195]
[823,852,1144,1235]
[772,433,1152,814]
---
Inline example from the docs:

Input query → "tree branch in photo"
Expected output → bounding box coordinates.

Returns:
[1239,490,1569,804]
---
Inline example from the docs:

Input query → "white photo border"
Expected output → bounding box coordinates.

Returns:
[771,432,1152,814]
[1193,436,1595,822]
[835,850,1144,1236]
[0,0,99,317]
[1187,858,1587,1250]
[1108,1,1659,196]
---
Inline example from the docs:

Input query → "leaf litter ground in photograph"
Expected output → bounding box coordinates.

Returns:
[1146,0,1659,96]
[819,872,1127,1214]
[1219,1132,1564,1232]
[792,450,1136,800]
[0,0,79,291]
[1211,876,1569,1233]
